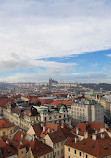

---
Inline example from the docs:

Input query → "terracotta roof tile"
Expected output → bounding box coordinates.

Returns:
[65,132,111,157]
[0,118,13,129]
[30,138,53,158]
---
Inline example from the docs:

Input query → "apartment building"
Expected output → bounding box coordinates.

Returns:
[71,99,104,126]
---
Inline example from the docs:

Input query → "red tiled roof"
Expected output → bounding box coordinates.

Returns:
[30,138,53,158]
[40,123,59,138]
[2,130,29,149]
[0,118,13,129]
[38,99,54,105]
[32,124,42,137]
[51,100,73,106]
[0,139,17,157]
[0,98,14,107]
[48,128,66,144]
[73,122,105,136]
[65,132,111,157]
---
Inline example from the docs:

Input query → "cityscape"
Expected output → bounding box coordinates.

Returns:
[0,0,111,158]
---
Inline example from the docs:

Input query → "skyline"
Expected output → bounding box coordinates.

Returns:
[0,0,111,83]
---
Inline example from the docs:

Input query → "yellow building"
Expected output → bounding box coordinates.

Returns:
[64,132,111,158]
[0,118,14,138]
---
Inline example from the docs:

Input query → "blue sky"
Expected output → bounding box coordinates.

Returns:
[0,0,111,83]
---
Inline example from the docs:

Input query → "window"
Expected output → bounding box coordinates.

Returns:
[54,144,56,149]
[74,150,76,154]
[68,148,70,152]
[49,117,52,120]
[86,154,88,158]
[45,117,46,121]
[57,143,59,147]
[10,130,13,134]
[3,132,5,136]
[57,151,59,156]
[21,151,23,154]
[47,154,49,158]
[50,153,52,157]
[79,152,81,156]
[55,152,56,156]
[44,156,46,158]
[68,156,70,158]
[61,148,64,153]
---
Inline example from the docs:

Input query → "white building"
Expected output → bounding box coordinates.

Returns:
[71,99,104,126]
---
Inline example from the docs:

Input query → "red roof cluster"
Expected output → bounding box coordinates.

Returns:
[65,132,111,157]
[0,139,17,157]
[73,122,105,136]
[51,100,73,106]
[0,98,14,107]
[2,130,53,158]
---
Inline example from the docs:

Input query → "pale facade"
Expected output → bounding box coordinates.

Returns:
[64,145,97,158]
[3,104,71,131]
[3,107,37,131]
[71,100,104,126]
[44,134,65,158]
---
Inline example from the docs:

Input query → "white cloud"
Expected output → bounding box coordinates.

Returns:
[0,0,111,60]
[0,0,111,82]
[107,54,111,57]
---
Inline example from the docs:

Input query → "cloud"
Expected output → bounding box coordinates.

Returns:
[0,0,111,60]
[107,54,111,57]
[0,0,111,82]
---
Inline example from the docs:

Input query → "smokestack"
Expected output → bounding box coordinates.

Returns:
[75,137,77,143]
[61,123,64,129]
[43,126,45,132]
[101,133,105,139]
[92,134,97,141]
[84,131,88,139]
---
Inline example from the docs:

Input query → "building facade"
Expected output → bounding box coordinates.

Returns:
[71,99,104,126]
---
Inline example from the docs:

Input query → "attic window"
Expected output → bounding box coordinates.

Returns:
[7,150,11,154]
[82,142,86,146]
[102,145,108,149]
[108,143,111,146]
[91,145,95,148]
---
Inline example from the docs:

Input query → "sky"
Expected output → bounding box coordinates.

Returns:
[0,0,111,83]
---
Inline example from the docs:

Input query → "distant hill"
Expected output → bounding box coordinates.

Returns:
[81,83,111,91]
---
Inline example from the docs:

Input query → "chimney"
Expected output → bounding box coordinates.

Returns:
[76,128,79,135]
[61,123,64,129]
[92,134,97,141]
[20,139,23,145]
[43,126,45,132]
[75,137,77,143]
[84,131,88,139]
[21,133,23,139]
[20,133,24,145]
[48,127,50,133]
[101,133,105,139]
[95,130,98,134]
